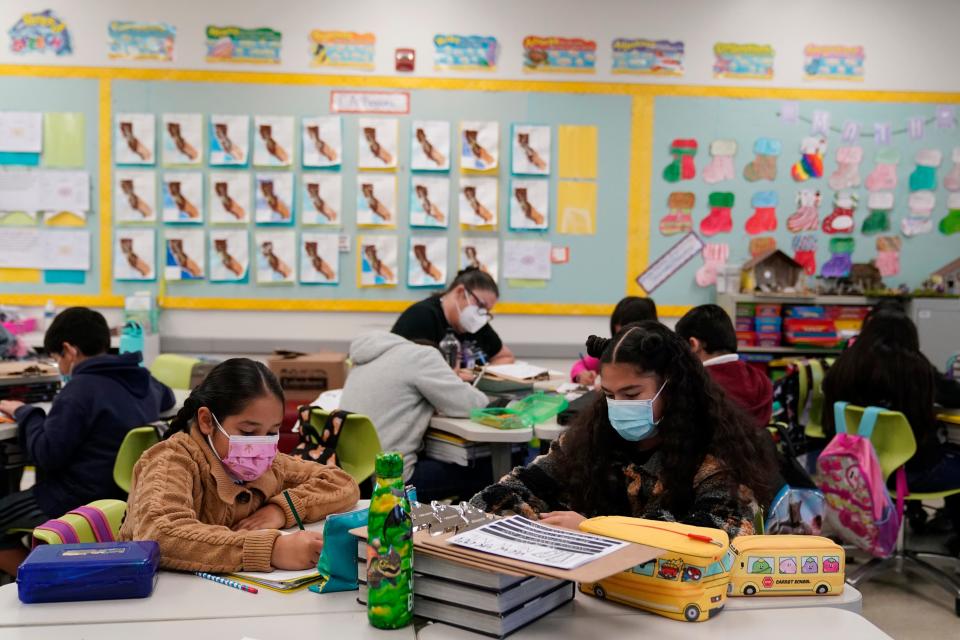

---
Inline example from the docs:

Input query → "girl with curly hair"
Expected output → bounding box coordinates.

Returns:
[470,321,777,538]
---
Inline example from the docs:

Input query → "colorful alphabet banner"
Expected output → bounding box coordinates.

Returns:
[309,30,375,69]
[107,21,175,61]
[433,34,498,71]
[803,44,864,81]
[611,38,684,76]
[713,43,774,80]
[8,10,72,56]
[523,36,596,73]
[205,26,281,64]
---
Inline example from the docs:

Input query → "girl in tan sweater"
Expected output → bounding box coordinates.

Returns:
[120,358,359,572]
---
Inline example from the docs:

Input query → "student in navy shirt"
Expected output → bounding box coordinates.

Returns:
[0,307,174,576]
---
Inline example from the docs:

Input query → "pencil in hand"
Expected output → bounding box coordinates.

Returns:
[283,490,305,531]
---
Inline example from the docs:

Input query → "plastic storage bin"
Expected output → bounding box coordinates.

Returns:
[470,391,568,429]
[17,541,160,604]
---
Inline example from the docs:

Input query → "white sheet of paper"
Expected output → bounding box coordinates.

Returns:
[0,170,40,211]
[38,171,90,212]
[503,240,552,280]
[0,228,90,269]
[449,515,628,570]
[485,362,549,380]
[0,112,43,153]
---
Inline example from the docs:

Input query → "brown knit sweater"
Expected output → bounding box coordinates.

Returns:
[118,427,359,572]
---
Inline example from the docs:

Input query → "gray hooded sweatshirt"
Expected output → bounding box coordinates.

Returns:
[339,331,488,481]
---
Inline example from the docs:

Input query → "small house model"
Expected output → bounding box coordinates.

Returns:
[740,250,805,294]
[932,257,960,289]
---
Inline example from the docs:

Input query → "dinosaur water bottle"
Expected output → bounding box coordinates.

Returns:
[367,452,414,629]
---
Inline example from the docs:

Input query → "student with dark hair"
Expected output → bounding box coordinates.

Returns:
[570,296,658,385]
[675,304,773,428]
[340,332,489,501]
[392,267,514,367]
[119,358,359,572]
[822,306,960,530]
[0,307,175,576]
[471,321,776,538]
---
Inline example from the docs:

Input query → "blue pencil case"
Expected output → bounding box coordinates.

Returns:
[17,541,160,604]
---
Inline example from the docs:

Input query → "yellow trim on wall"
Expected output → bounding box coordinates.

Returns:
[98,77,114,300]
[626,95,654,298]
[4,63,960,315]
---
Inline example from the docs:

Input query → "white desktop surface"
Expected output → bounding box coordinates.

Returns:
[2,612,414,640]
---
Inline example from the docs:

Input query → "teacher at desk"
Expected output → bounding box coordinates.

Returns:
[392,268,515,368]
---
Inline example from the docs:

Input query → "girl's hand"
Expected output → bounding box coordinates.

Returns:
[575,371,597,387]
[539,511,587,531]
[0,400,24,416]
[236,504,286,531]
[271,531,325,570]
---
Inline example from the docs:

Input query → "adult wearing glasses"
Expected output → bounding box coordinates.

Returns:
[391,267,515,373]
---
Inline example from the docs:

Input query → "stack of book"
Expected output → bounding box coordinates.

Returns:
[423,429,492,466]
[356,539,574,638]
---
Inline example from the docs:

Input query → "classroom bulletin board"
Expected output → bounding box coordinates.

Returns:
[1,64,958,317]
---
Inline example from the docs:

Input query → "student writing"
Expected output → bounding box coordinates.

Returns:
[471,322,776,538]
[570,297,657,385]
[339,332,489,502]
[392,268,514,370]
[119,358,359,572]
[0,308,174,576]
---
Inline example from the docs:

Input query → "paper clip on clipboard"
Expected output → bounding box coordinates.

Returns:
[410,501,498,536]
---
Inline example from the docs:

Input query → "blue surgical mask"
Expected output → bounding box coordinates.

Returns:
[606,380,668,442]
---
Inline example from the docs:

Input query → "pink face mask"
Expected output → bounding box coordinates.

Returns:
[208,414,279,482]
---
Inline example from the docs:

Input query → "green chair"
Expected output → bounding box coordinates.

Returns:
[801,358,832,440]
[300,409,381,483]
[32,499,127,546]
[113,426,161,493]
[149,354,200,390]
[837,403,960,616]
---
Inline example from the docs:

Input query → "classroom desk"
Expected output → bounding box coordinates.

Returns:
[0,571,363,628]
[3,612,415,640]
[428,415,532,481]
[417,606,889,640]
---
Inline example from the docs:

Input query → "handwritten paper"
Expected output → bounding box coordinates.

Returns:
[0,112,42,153]
[503,240,551,280]
[0,229,90,270]
[0,170,89,212]
[450,516,627,570]
[39,170,89,211]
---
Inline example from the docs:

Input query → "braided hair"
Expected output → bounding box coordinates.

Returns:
[561,321,776,516]
[164,358,284,439]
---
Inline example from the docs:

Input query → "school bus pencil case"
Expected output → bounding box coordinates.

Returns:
[17,541,160,604]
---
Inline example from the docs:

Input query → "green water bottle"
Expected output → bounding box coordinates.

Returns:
[367,452,413,629]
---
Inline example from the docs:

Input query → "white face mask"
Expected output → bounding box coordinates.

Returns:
[458,303,490,334]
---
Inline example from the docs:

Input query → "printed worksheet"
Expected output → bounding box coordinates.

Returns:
[449,516,628,570]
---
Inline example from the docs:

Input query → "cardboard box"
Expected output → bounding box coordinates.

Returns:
[188,361,220,390]
[267,351,348,404]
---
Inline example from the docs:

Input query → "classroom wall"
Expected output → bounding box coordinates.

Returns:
[4,0,959,354]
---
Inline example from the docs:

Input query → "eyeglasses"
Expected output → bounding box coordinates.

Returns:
[465,287,494,320]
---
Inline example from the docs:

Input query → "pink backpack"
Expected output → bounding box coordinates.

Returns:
[815,403,906,558]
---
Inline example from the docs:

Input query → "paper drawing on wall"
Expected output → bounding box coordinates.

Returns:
[161,113,202,166]
[301,174,341,226]
[209,230,248,281]
[161,172,203,222]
